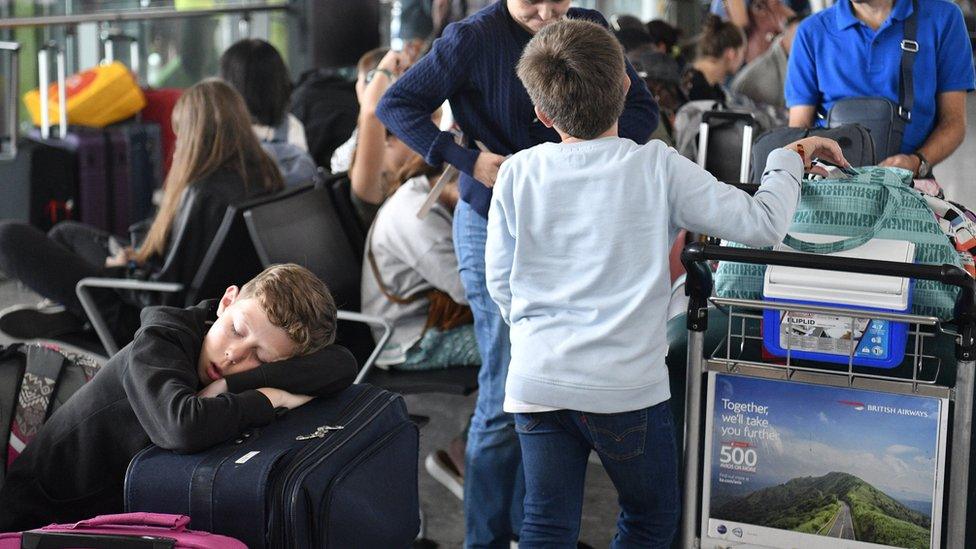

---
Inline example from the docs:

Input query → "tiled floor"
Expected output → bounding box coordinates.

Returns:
[0,94,972,548]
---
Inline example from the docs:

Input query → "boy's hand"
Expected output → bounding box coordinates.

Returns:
[473,151,506,188]
[257,387,314,410]
[197,378,228,398]
[784,137,850,177]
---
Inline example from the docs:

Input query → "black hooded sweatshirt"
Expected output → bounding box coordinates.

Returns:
[0,300,357,530]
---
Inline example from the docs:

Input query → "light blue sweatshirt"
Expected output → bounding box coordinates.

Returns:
[485,138,803,413]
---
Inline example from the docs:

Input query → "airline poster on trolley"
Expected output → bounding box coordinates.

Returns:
[701,373,948,549]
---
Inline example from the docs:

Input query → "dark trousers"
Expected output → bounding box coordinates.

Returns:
[0,220,141,345]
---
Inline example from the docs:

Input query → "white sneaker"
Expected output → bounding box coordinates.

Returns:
[424,450,464,501]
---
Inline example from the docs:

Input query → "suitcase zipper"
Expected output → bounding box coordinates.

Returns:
[285,391,399,548]
[269,387,385,547]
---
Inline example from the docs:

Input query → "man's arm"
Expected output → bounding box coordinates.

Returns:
[376,22,479,178]
[880,91,967,171]
[784,21,819,128]
[788,105,816,128]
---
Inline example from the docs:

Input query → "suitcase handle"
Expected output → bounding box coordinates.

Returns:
[65,513,190,531]
[37,42,67,140]
[101,29,140,82]
[0,41,18,160]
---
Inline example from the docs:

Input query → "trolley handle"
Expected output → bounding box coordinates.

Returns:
[679,242,976,344]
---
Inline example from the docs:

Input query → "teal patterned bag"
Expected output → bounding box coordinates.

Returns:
[714,167,962,320]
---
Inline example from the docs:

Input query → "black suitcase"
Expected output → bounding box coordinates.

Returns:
[0,44,79,231]
[696,110,756,184]
[124,383,420,548]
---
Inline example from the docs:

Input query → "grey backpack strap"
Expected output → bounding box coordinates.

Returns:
[7,345,69,465]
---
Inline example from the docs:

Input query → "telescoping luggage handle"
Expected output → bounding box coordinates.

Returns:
[101,29,140,83]
[680,242,976,355]
[37,42,67,140]
[0,41,19,161]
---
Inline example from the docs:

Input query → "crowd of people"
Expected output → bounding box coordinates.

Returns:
[0,0,972,546]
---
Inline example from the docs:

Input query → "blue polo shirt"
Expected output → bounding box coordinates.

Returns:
[785,0,975,154]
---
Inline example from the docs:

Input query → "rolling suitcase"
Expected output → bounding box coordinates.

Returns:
[105,121,161,235]
[124,383,420,548]
[0,513,247,548]
[0,43,79,231]
[696,110,755,184]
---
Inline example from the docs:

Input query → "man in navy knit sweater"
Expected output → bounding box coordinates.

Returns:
[377,1,657,546]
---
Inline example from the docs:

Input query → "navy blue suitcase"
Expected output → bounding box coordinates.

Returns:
[124,383,420,548]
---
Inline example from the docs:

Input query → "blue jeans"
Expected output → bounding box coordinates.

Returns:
[453,200,524,548]
[515,402,680,548]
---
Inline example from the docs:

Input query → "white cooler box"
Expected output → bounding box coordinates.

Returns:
[762,234,916,369]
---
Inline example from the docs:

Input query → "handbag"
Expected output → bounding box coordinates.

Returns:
[826,0,918,161]
[715,166,963,320]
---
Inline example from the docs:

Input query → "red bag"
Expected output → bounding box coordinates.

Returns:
[141,88,183,177]
[0,513,247,548]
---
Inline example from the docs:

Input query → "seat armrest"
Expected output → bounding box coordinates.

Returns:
[75,277,184,356]
[336,310,393,383]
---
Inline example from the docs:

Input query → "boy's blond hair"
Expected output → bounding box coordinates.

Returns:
[238,263,337,355]
[517,19,628,140]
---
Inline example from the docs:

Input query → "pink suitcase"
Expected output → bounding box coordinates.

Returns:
[0,513,246,548]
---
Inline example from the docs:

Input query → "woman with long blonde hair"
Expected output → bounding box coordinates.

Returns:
[0,78,283,347]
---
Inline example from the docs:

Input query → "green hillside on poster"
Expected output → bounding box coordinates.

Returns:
[714,472,930,548]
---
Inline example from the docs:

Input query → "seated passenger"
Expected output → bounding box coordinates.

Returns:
[361,154,479,371]
[486,19,847,546]
[330,47,389,175]
[0,263,357,530]
[347,49,416,228]
[219,39,317,187]
[0,79,284,346]
[682,15,746,102]
[730,16,801,113]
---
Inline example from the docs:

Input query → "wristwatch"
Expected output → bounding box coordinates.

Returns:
[912,151,932,178]
[364,68,395,85]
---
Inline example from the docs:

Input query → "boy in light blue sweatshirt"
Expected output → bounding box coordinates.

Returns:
[484,18,849,548]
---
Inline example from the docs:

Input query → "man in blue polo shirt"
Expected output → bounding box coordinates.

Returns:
[785,0,974,176]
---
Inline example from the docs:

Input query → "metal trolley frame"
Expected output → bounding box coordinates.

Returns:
[679,242,976,549]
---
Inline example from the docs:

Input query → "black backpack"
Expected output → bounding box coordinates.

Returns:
[749,124,877,184]
[0,343,100,486]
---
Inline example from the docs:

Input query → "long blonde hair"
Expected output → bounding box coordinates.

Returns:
[136,78,284,263]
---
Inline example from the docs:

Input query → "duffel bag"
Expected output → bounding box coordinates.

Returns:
[715,166,962,320]
[749,124,877,183]
[125,383,420,548]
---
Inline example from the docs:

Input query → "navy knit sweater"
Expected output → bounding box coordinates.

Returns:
[376,1,659,218]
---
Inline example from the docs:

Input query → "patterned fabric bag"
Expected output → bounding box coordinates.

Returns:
[0,343,100,485]
[714,167,962,320]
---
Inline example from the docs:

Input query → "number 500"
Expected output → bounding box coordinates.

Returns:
[720,445,758,467]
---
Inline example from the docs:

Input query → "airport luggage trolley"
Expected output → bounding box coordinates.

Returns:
[678,242,976,549]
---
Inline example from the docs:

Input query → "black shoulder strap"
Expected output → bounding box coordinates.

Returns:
[898,0,919,121]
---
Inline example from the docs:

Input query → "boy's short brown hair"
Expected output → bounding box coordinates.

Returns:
[238,263,337,355]
[516,19,628,140]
